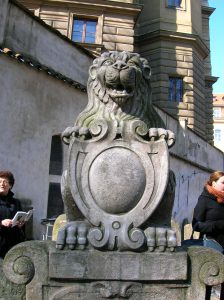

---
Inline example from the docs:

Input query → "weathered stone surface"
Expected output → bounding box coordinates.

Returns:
[116,43,134,51]
[103,33,134,44]
[0,259,25,300]
[2,241,224,299]
[58,51,176,252]
[89,147,146,213]
[49,250,188,281]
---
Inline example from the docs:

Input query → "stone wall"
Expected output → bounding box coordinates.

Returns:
[0,46,88,240]
[156,107,224,236]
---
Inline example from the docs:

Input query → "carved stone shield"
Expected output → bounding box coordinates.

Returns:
[67,121,169,250]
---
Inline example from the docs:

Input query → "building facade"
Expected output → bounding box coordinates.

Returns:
[213,94,224,152]
[18,0,141,56]
[135,0,217,143]
[18,0,217,143]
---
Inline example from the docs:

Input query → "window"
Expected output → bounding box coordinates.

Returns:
[47,183,64,218]
[49,135,63,175]
[47,135,64,219]
[72,19,97,43]
[168,77,183,102]
[214,129,221,142]
[213,107,221,118]
[168,0,182,7]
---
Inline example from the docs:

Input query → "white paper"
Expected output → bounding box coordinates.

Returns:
[12,209,33,227]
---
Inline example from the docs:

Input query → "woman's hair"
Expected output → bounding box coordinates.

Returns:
[206,171,224,186]
[0,170,15,187]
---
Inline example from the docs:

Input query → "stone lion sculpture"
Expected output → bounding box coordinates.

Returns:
[57,51,177,252]
[62,51,174,144]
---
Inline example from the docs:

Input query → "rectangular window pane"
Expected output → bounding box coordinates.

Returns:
[85,21,96,43]
[169,78,174,101]
[176,79,183,102]
[72,20,84,42]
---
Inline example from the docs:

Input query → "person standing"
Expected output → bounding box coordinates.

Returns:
[192,171,224,300]
[192,170,224,249]
[0,170,25,258]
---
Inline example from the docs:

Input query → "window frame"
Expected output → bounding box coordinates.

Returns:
[213,107,221,118]
[71,17,97,44]
[47,134,67,220]
[166,0,186,10]
[214,129,222,142]
[168,76,184,102]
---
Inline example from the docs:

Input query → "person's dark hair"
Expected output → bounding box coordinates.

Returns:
[206,171,224,186]
[0,170,15,187]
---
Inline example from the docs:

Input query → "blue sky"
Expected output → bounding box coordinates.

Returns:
[209,0,224,93]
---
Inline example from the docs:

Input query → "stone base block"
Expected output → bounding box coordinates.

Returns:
[2,241,224,300]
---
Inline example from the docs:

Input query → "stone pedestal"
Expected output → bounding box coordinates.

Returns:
[2,240,224,299]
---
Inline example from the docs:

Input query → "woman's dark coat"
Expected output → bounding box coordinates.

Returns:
[192,187,224,248]
[0,190,25,258]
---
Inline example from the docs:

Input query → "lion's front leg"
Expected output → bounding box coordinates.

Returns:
[56,221,90,250]
[145,227,177,252]
[61,126,90,144]
[148,128,175,148]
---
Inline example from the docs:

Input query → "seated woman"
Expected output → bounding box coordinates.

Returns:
[0,170,25,258]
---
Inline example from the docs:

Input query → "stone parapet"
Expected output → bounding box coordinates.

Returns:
[2,241,224,300]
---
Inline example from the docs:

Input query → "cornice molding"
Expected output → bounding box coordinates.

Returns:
[135,30,209,59]
[205,75,219,85]
[202,6,216,17]
[19,0,143,17]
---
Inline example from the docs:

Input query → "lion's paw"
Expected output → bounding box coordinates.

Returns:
[61,126,90,144]
[56,221,90,250]
[148,128,175,148]
[144,227,177,252]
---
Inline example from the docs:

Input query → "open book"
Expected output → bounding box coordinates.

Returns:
[12,209,33,227]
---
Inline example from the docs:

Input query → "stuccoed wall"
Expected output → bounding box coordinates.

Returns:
[0,0,92,239]
[0,53,88,239]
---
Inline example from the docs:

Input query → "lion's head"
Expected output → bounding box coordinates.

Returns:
[76,51,164,129]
